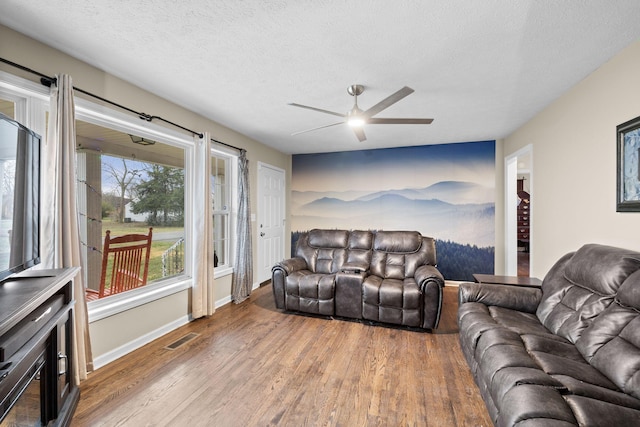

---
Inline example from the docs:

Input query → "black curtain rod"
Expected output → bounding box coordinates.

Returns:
[211,138,243,152]
[0,57,230,142]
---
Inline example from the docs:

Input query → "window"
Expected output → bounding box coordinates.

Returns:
[211,149,236,271]
[75,118,188,300]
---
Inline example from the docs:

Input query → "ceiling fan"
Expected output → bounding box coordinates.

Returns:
[289,85,433,142]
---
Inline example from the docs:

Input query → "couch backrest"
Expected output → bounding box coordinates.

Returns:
[369,231,437,279]
[294,229,437,277]
[575,269,640,399]
[537,244,640,343]
[295,229,351,274]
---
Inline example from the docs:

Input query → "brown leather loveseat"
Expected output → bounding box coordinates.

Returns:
[272,229,445,330]
[458,243,640,426]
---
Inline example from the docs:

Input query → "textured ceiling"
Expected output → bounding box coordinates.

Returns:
[1,1,640,154]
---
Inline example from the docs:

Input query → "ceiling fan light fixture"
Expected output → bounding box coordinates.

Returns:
[347,116,365,127]
[347,104,364,127]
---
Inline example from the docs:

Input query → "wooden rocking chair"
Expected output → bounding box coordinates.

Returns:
[86,228,153,301]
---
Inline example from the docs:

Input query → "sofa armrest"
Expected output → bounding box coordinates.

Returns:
[458,282,542,314]
[415,264,445,290]
[271,257,308,309]
[272,257,308,275]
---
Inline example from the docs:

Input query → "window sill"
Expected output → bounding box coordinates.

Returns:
[87,276,191,323]
[214,266,234,279]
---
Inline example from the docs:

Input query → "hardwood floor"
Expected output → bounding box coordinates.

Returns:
[71,285,492,426]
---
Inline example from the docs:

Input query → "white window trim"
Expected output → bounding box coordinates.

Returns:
[0,70,49,139]
[211,145,238,278]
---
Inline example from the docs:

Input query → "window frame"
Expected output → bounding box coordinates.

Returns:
[210,145,238,278]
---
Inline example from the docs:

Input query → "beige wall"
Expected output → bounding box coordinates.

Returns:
[504,41,640,278]
[0,24,291,366]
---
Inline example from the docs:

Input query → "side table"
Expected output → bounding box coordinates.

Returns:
[472,274,542,288]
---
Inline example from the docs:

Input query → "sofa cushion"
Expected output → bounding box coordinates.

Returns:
[554,375,640,411]
[575,270,640,400]
[497,384,578,427]
[490,306,556,338]
[563,244,640,295]
[314,248,347,274]
[285,271,335,315]
[348,230,373,250]
[529,351,617,390]
[520,334,584,362]
[362,276,421,327]
[537,245,640,344]
[371,251,408,280]
[373,230,422,253]
[564,396,640,426]
[308,229,349,249]
[369,235,436,279]
[617,269,640,308]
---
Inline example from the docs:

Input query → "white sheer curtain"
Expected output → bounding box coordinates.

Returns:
[231,149,253,303]
[42,74,93,382]
[191,132,215,318]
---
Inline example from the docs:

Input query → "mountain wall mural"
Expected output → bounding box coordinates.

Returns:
[292,141,496,281]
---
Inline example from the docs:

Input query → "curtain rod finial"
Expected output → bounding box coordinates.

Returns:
[40,77,56,87]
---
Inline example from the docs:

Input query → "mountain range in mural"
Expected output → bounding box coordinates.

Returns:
[292,180,494,247]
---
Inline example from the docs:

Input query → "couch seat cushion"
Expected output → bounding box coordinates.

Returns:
[285,271,335,315]
[565,395,640,426]
[530,351,617,390]
[554,375,640,411]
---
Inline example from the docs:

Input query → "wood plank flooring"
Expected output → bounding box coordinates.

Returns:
[71,285,492,426]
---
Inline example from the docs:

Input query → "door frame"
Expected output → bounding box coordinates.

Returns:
[257,161,286,283]
[504,145,533,276]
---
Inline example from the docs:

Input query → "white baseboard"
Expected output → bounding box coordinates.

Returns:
[92,315,190,371]
[214,281,263,309]
[215,295,232,308]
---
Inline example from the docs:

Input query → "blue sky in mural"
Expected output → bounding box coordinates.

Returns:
[293,141,495,193]
[292,141,496,250]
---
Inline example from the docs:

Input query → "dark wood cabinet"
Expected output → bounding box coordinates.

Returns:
[0,268,80,426]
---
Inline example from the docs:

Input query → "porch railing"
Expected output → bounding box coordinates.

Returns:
[162,237,184,277]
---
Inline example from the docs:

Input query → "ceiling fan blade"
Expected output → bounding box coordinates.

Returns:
[291,121,344,136]
[353,127,366,142]
[367,118,434,124]
[288,103,345,118]
[363,86,415,118]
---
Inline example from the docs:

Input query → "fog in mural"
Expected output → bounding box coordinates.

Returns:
[291,141,496,281]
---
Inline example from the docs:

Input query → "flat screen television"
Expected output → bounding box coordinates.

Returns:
[0,113,41,281]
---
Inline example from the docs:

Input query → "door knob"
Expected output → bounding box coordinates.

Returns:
[260,232,265,237]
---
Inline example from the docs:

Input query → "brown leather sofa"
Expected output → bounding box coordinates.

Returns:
[272,229,445,330]
[458,244,640,426]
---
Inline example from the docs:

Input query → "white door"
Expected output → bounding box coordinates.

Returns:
[257,162,285,283]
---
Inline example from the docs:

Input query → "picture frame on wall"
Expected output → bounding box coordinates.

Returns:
[617,115,640,212]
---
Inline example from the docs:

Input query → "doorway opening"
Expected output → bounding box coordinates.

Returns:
[505,145,532,277]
